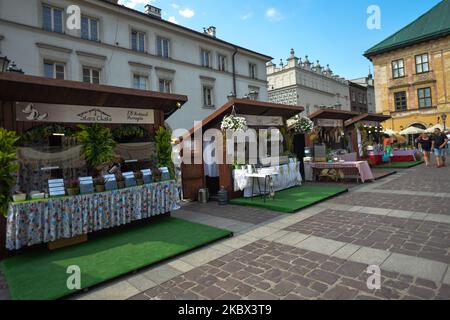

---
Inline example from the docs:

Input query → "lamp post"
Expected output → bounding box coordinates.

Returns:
[6,60,24,74]
[442,114,447,132]
[0,55,10,72]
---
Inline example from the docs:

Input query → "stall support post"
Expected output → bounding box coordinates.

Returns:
[294,133,306,182]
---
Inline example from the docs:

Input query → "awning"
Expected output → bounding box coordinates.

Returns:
[188,98,304,135]
[425,124,445,133]
[344,113,391,127]
[0,73,188,119]
[309,109,361,121]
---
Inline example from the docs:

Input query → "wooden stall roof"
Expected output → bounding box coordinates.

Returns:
[0,73,188,119]
[344,113,392,127]
[309,109,361,121]
[188,98,304,135]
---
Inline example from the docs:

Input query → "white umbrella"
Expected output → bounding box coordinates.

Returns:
[425,124,444,133]
[400,126,425,135]
[383,129,398,136]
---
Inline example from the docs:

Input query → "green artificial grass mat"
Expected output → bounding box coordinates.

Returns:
[230,186,348,213]
[375,161,424,169]
[0,217,231,300]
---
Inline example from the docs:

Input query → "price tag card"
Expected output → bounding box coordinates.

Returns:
[48,179,65,197]
[79,176,94,195]
[123,172,137,188]
[159,167,170,181]
[103,174,118,191]
[141,169,152,184]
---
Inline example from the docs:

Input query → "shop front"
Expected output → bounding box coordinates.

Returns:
[0,73,187,257]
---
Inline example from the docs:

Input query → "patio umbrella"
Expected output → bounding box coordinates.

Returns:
[400,126,425,135]
[425,124,444,133]
[383,129,398,136]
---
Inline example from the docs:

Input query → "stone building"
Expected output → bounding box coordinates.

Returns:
[350,74,376,113]
[364,0,450,131]
[267,49,350,117]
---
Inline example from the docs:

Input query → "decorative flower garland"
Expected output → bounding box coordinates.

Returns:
[292,115,314,134]
[221,114,248,132]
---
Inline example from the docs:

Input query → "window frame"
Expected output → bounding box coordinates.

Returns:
[249,62,257,79]
[218,54,227,72]
[415,53,430,74]
[391,59,405,79]
[202,85,214,107]
[158,79,172,93]
[81,15,99,41]
[417,87,432,108]
[132,74,148,90]
[131,29,146,52]
[201,49,212,68]
[42,4,64,33]
[82,66,100,84]
[156,36,170,59]
[394,91,407,112]
[44,60,66,80]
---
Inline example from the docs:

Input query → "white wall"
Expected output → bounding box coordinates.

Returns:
[0,0,269,130]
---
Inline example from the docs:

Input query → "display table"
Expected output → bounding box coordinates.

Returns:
[365,149,418,164]
[6,180,180,251]
[310,161,375,183]
[233,161,302,198]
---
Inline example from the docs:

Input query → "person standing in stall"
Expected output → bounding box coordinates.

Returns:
[416,133,432,167]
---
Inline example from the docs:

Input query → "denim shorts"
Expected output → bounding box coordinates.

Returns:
[434,148,446,157]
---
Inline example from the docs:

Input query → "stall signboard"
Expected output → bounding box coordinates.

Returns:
[141,169,152,184]
[79,177,94,194]
[361,121,379,127]
[15,102,155,124]
[238,114,284,127]
[316,119,344,128]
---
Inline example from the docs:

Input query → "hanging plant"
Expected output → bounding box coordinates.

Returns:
[0,128,19,217]
[220,114,248,132]
[292,115,314,134]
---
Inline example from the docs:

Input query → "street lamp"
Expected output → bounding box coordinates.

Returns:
[0,55,10,72]
[6,60,24,74]
[442,113,447,131]
[248,90,258,101]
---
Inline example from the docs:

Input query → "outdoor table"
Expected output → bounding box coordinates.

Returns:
[6,180,180,251]
[245,172,279,202]
[310,161,375,183]
[233,160,303,198]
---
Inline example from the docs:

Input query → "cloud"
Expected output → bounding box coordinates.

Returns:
[241,12,253,21]
[118,0,149,10]
[168,16,178,24]
[179,8,195,18]
[266,7,283,21]
[171,3,180,9]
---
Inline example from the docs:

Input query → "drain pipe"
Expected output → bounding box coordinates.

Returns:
[232,46,238,96]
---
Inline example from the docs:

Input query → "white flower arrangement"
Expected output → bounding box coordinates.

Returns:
[221,115,248,132]
[293,115,314,134]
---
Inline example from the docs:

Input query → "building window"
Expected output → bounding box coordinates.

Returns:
[42,5,63,33]
[249,63,257,79]
[44,61,65,79]
[131,30,145,52]
[81,16,99,41]
[156,36,170,58]
[394,91,407,111]
[133,75,148,90]
[415,54,429,74]
[218,54,227,71]
[351,92,356,102]
[392,59,405,78]
[202,86,214,107]
[159,79,172,93]
[82,67,100,84]
[201,49,211,68]
[418,87,432,108]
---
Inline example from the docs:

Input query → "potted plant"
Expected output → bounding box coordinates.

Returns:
[0,128,19,216]
[134,171,144,185]
[94,176,105,193]
[156,127,175,180]
[116,173,125,189]
[65,179,80,196]
[220,114,248,132]
[292,115,314,134]
[76,124,116,176]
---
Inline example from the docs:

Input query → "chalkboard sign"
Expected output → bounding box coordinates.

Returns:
[79,177,94,194]
[141,169,152,184]
[104,174,118,191]
[159,167,170,181]
[123,171,137,188]
[314,144,327,163]
[48,179,65,197]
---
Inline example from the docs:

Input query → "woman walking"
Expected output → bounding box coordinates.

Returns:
[432,128,449,168]
[416,133,432,166]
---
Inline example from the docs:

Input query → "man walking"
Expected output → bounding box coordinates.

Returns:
[432,128,449,168]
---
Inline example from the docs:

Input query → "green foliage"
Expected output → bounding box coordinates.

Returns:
[0,128,19,217]
[20,124,72,146]
[76,124,116,172]
[112,125,152,143]
[155,127,175,179]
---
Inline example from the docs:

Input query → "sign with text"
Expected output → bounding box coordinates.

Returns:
[238,114,284,127]
[16,102,155,124]
[316,119,344,128]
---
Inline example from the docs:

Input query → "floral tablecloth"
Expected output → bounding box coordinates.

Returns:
[310,161,375,183]
[6,181,180,251]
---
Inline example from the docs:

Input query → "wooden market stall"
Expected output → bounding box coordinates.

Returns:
[0,73,187,259]
[180,97,304,200]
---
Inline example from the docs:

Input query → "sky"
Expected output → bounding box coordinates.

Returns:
[118,0,442,80]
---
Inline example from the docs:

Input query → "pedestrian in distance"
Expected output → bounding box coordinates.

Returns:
[416,132,432,167]
[432,128,449,168]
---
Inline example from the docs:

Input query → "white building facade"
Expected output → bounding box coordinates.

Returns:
[267,49,350,116]
[0,0,270,130]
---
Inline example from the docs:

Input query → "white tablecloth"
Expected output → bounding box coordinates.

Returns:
[233,161,302,197]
